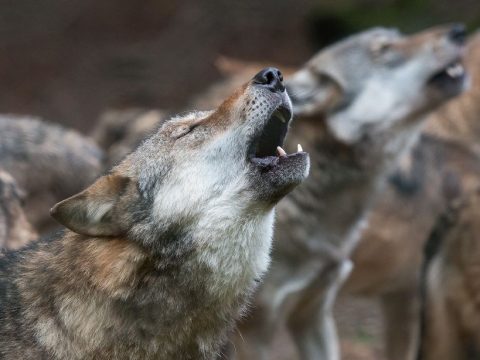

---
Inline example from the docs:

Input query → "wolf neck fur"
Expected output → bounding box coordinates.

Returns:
[276,116,397,252]
[12,206,274,359]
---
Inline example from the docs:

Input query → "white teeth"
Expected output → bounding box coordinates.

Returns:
[276,146,287,157]
[297,144,303,152]
[446,63,464,78]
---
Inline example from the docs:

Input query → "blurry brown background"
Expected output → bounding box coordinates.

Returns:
[1,0,479,132]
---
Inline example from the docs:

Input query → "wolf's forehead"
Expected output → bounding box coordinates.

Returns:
[361,27,401,40]
[309,28,401,68]
[351,27,401,45]
[333,28,401,53]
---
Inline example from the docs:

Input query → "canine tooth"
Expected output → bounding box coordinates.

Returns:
[297,144,303,152]
[276,146,287,157]
[446,63,464,78]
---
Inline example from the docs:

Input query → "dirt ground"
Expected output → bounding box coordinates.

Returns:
[255,296,385,360]
[336,297,385,360]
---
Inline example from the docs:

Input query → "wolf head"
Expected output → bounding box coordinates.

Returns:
[287,24,467,145]
[51,68,309,251]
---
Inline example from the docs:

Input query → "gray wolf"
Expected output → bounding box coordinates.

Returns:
[344,30,479,360]
[0,169,37,249]
[0,68,309,359]
[230,24,467,360]
[0,115,104,232]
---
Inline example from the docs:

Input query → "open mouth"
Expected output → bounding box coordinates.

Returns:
[248,105,304,169]
[427,60,466,88]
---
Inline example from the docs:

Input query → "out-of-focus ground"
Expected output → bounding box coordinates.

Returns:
[336,297,384,360]
[1,0,479,131]
[246,297,384,360]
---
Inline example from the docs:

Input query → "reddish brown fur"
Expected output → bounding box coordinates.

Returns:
[342,32,480,360]
[346,31,480,298]
[420,189,480,359]
[66,234,147,296]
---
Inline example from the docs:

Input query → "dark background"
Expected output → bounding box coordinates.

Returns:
[1,0,479,131]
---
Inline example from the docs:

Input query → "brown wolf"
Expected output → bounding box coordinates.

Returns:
[343,30,480,360]
[0,68,309,359]
[228,25,467,360]
[418,187,480,360]
[0,169,37,249]
[0,115,104,232]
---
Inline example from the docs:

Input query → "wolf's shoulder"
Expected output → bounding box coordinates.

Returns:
[0,229,63,296]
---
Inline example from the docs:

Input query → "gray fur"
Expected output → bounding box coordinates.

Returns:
[231,25,467,360]
[0,74,309,359]
[0,115,104,232]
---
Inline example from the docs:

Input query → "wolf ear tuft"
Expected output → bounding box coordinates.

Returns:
[50,175,131,237]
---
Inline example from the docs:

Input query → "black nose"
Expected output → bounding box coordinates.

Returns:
[448,23,467,45]
[252,67,285,93]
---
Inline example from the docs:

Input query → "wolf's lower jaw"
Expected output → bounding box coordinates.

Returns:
[249,144,305,169]
[247,100,309,178]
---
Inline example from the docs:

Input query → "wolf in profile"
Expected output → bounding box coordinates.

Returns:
[0,68,309,359]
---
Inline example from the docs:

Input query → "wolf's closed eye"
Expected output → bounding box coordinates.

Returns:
[171,124,196,139]
[371,36,405,66]
[371,36,393,55]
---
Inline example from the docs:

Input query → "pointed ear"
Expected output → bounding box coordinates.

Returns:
[50,175,131,237]
[286,69,345,117]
